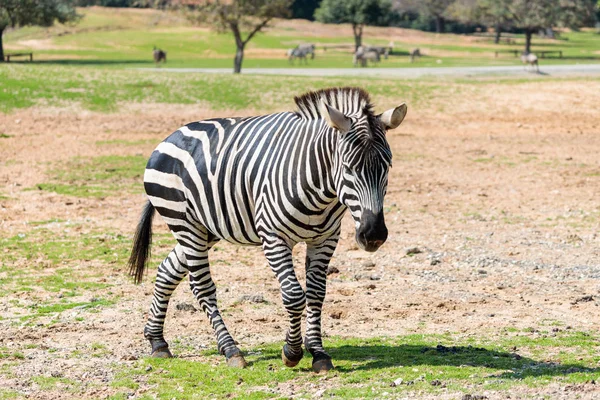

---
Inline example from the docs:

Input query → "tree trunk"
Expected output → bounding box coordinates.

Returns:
[0,27,5,63]
[494,24,501,44]
[233,45,244,74]
[524,29,532,54]
[230,21,245,74]
[435,16,445,33]
[352,23,363,52]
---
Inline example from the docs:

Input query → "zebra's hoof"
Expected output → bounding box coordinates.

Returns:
[227,354,248,368]
[312,357,334,373]
[151,347,173,358]
[282,345,303,367]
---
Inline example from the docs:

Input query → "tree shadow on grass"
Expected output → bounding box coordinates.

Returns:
[327,344,599,380]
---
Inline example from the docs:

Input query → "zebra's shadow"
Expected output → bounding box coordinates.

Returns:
[250,343,597,379]
[325,344,598,379]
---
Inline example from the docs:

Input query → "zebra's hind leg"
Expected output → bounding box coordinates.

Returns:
[262,237,306,368]
[305,238,338,373]
[184,241,247,368]
[145,244,188,358]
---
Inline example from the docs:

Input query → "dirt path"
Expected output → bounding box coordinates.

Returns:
[1,80,600,398]
[135,63,600,78]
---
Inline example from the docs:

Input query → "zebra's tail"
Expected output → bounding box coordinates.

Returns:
[128,201,155,284]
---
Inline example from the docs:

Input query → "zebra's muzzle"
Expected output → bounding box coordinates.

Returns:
[356,210,388,252]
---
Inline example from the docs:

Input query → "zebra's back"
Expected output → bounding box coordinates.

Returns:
[144,112,341,246]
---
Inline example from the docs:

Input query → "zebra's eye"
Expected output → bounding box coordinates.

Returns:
[342,162,356,172]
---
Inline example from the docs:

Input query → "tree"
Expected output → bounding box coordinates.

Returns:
[507,0,595,53]
[394,0,455,33]
[450,0,512,43]
[291,0,321,21]
[0,0,79,62]
[181,0,291,74]
[314,0,392,51]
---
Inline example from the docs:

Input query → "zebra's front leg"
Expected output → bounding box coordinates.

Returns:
[186,249,247,368]
[145,244,188,358]
[262,238,306,368]
[305,237,338,373]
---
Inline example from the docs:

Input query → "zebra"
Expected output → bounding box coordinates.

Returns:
[520,52,539,73]
[153,46,167,64]
[128,87,408,373]
[353,47,381,67]
[297,43,316,59]
[287,46,311,64]
[410,48,421,63]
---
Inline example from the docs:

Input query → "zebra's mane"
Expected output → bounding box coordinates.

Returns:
[294,87,374,120]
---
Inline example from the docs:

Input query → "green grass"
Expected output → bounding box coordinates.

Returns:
[0,230,131,267]
[32,155,147,197]
[3,62,600,115]
[107,331,600,399]
[2,7,598,70]
[0,63,473,113]
[21,298,115,321]
[0,389,20,400]
[31,376,81,392]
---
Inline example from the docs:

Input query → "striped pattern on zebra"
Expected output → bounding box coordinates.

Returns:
[128,87,408,372]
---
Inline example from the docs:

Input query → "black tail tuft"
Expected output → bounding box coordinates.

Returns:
[128,201,155,284]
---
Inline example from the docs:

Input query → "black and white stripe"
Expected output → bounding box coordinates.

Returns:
[129,87,407,371]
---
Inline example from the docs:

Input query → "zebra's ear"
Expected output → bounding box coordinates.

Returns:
[379,103,407,130]
[320,101,351,134]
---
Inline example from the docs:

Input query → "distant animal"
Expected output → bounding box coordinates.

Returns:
[410,48,421,63]
[129,87,407,373]
[353,47,381,67]
[363,46,390,60]
[297,43,316,59]
[521,52,539,73]
[153,47,167,64]
[287,46,311,64]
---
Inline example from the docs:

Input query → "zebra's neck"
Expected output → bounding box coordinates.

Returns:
[290,116,340,210]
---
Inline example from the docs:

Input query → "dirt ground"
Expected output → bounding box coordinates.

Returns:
[1,79,600,399]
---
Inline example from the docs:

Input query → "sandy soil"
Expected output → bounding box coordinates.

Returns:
[1,79,600,399]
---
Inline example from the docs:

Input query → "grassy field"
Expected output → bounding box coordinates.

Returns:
[2,6,599,69]
[2,9,600,398]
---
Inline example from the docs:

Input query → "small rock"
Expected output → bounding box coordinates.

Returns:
[566,234,583,244]
[330,310,345,320]
[406,247,422,256]
[175,302,197,312]
[362,261,376,270]
[238,294,267,304]
[314,388,326,397]
[390,377,403,387]
[366,284,376,290]
[50,371,63,378]
[326,266,340,275]
[145,366,153,372]
[462,395,488,400]
[122,354,138,361]
[430,379,442,386]
[369,274,381,281]
[430,258,441,266]
[572,295,594,305]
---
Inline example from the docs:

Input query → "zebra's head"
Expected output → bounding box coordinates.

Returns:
[320,97,407,252]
